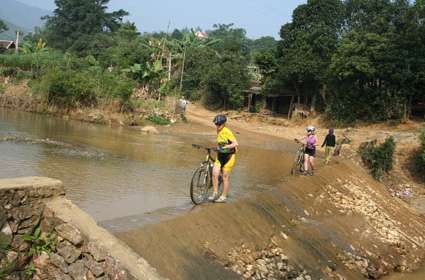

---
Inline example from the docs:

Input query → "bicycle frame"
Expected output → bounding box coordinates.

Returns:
[291,139,306,175]
[190,144,223,204]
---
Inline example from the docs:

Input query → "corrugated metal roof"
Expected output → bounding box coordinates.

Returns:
[0,40,15,49]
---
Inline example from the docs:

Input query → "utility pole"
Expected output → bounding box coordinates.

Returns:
[15,30,20,54]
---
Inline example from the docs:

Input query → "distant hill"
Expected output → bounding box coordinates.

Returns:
[0,0,50,34]
[0,19,25,40]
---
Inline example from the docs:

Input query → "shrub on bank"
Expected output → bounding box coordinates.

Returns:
[147,114,171,125]
[31,65,136,110]
[34,68,97,108]
[99,71,136,110]
[359,136,396,180]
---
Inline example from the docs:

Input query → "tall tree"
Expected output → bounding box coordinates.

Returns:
[44,0,128,53]
[273,0,345,110]
[327,0,418,123]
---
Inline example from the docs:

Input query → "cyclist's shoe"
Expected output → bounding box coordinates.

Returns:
[208,192,218,201]
[215,195,227,203]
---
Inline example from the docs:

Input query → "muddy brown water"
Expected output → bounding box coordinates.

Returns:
[0,109,295,228]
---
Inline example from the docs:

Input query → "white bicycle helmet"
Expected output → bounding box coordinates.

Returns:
[306,125,315,133]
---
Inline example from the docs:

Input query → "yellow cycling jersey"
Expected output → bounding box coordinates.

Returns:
[217,127,237,153]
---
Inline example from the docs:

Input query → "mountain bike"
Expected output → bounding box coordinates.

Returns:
[290,138,305,175]
[190,144,223,205]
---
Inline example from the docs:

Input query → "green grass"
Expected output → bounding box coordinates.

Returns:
[147,114,171,125]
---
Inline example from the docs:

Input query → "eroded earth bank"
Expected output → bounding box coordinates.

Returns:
[118,161,425,280]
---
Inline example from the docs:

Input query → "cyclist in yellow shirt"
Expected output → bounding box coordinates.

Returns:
[208,114,238,203]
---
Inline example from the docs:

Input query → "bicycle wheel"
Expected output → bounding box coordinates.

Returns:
[190,165,210,205]
[297,152,305,173]
[291,151,304,175]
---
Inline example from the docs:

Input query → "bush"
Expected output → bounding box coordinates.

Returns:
[326,87,406,125]
[147,114,171,125]
[359,137,396,180]
[36,68,97,108]
[0,67,17,77]
[98,72,136,109]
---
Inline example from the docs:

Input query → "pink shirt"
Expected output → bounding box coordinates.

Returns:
[306,135,317,149]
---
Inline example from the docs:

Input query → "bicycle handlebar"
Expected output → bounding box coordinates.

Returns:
[192,144,218,152]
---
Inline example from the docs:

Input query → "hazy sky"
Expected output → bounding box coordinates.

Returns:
[17,0,306,38]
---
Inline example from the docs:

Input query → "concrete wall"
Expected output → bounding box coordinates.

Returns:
[0,177,163,280]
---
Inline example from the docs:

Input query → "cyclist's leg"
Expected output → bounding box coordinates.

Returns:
[309,156,315,172]
[324,147,329,164]
[325,146,334,164]
[304,153,309,173]
[212,161,221,194]
[221,155,236,197]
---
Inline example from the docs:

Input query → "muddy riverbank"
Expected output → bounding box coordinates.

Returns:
[0,81,179,127]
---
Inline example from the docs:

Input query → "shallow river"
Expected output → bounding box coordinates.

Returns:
[0,109,295,231]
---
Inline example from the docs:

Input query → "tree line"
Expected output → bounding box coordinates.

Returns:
[0,0,424,125]
[257,0,425,124]
[0,0,270,114]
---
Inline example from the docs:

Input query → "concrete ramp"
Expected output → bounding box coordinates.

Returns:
[117,161,425,279]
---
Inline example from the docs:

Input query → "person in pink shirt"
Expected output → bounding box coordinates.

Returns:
[304,125,317,175]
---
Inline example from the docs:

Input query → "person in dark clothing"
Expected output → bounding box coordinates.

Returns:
[322,128,336,164]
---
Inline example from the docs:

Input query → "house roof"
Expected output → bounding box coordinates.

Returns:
[0,40,16,49]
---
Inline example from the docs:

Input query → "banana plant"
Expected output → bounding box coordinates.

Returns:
[167,29,220,90]
[123,59,166,96]
[21,38,47,54]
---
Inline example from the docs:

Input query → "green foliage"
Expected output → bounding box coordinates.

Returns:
[179,24,250,109]
[359,137,396,180]
[147,114,171,125]
[25,263,36,277]
[258,0,425,124]
[248,36,277,54]
[35,63,135,109]
[208,24,250,57]
[0,51,65,78]
[100,72,136,110]
[44,0,128,53]
[253,50,277,81]
[269,0,344,100]
[98,23,150,69]
[23,226,57,256]
[202,53,250,109]
[38,67,97,107]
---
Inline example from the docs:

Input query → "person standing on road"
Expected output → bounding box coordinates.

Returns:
[322,128,336,164]
[208,114,238,203]
[304,125,317,175]
[178,96,189,113]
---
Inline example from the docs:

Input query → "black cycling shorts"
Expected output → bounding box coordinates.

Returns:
[217,153,232,167]
[304,147,316,157]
